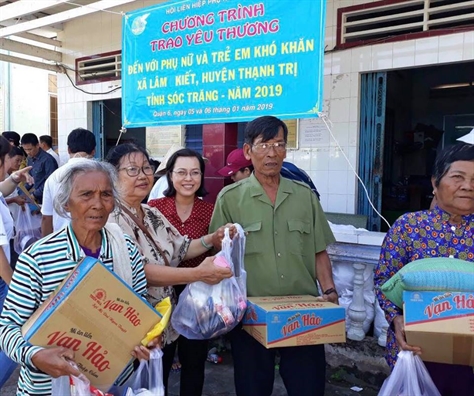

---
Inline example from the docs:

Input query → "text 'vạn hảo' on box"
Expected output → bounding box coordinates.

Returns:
[404,291,474,366]
[242,295,346,348]
[22,257,163,391]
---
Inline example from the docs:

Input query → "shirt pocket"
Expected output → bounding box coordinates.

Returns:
[243,221,262,255]
[288,219,311,255]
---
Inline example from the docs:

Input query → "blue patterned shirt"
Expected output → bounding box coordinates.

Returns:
[375,206,474,368]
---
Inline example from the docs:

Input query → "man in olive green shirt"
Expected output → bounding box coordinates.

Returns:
[209,116,337,396]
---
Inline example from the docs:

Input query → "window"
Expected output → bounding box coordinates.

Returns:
[48,74,58,147]
[50,96,58,147]
[76,50,121,85]
[337,0,474,49]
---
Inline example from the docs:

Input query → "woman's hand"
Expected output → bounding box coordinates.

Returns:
[196,256,232,284]
[11,166,34,185]
[12,195,27,206]
[132,335,163,360]
[211,223,237,250]
[131,345,152,361]
[31,347,81,378]
[393,315,422,354]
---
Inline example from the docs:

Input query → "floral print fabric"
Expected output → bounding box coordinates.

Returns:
[109,204,191,344]
[375,206,474,368]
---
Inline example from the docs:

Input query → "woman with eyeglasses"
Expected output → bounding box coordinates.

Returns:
[105,143,233,396]
[148,148,215,396]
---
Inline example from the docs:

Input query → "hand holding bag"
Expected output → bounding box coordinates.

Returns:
[171,224,247,340]
[378,351,441,396]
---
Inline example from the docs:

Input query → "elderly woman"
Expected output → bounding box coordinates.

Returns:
[0,160,152,395]
[105,143,233,395]
[375,142,474,395]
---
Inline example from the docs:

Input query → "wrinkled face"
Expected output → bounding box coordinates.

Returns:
[243,127,286,178]
[66,171,115,232]
[7,154,23,172]
[170,156,202,198]
[117,152,154,202]
[433,160,474,215]
[22,143,40,158]
[231,168,251,182]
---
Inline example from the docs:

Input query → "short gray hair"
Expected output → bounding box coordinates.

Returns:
[54,160,121,218]
[432,143,474,186]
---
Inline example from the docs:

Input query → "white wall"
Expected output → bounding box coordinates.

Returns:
[0,61,50,135]
[300,0,474,214]
[56,0,474,213]
[57,0,166,160]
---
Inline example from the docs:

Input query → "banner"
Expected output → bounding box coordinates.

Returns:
[122,0,326,127]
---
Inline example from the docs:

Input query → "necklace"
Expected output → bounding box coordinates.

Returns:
[176,202,193,222]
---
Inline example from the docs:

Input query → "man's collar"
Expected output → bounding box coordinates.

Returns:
[248,172,295,197]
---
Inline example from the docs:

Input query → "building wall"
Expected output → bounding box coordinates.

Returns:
[56,0,474,212]
[312,0,474,213]
[0,61,50,136]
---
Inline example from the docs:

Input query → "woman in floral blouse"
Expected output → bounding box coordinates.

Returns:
[106,143,232,395]
[375,142,474,395]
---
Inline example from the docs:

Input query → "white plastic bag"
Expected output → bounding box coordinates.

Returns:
[378,351,441,396]
[124,348,164,396]
[14,209,41,254]
[52,365,112,396]
[171,224,247,340]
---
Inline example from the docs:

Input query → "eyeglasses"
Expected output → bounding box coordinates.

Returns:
[119,165,155,177]
[172,170,202,179]
[251,142,287,153]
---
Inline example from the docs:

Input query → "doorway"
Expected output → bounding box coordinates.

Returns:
[358,61,474,232]
[92,98,146,159]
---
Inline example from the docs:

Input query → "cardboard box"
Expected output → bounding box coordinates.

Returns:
[242,295,346,348]
[404,291,474,366]
[22,257,162,390]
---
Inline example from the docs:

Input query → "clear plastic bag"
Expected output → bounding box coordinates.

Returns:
[124,348,164,396]
[51,364,112,396]
[13,209,41,254]
[172,224,247,340]
[378,351,441,396]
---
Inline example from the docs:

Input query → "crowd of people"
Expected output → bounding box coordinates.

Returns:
[0,118,335,396]
[0,116,473,396]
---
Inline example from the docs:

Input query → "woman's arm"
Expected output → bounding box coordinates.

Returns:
[0,252,46,369]
[145,256,231,286]
[5,195,26,206]
[0,248,12,285]
[184,234,214,260]
[374,225,405,323]
[184,224,236,260]
[374,219,422,354]
[0,167,33,196]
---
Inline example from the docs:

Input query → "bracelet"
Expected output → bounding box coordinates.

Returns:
[200,235,213,250]
[323,287,338,297]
